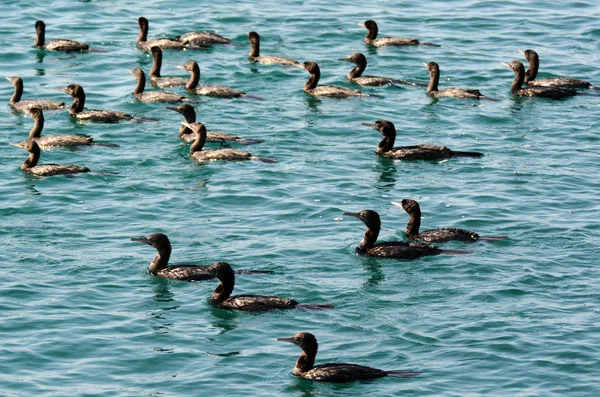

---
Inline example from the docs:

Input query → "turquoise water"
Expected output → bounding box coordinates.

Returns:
[1,0,600,395]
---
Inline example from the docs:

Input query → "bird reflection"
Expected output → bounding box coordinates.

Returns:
[362,257,385,287]
[373,160,397,191]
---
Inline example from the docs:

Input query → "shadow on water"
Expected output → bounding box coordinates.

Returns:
[304,96,322,113]
[209,305,240,335]
[291,377,358,397]
[372,160,397,192]
[147,282,179,336]
[25,184,42,196]
[362,256,385,288]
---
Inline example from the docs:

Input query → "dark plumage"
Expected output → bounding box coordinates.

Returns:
[63,84,138,122]
[14,140,90,176]
[338,52,425,87]
[130,233,272,281]
[519,49,593,88]
[424,62,494,99]
[34,20,89,52]
[6,76,65,111]
[178,29,230,45]
[248,31,299,66]
[166,104,264,144]
[137,16,209,50]
[343,210,452,259]
[185,122,275,163]
[302,61,373,98]
[502,61,580,99]
[278,332,421,383]
[149,47,189,88]
[130,68,190,103]
[176,61,247,98]
[208,262,333,311]
[360,19,439,47]
[362,120,483,160]
[11,108,93,149]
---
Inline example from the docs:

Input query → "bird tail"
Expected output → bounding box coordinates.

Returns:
[233,269,274,275]
[237,138,265,145]
[386,370,422,378]
[296,303,335,311]
[440,249,473,255]
[578,92,600,97]
[363,93,383,98]
[420,42,441,47]
[133,116,160,123]
[590,85,599,91]
[92,142,120,148]
[242,94,265,101]
[450,151,484,158]
[479,235,508,241]
[391,79,427,87]
[250,156,278,163]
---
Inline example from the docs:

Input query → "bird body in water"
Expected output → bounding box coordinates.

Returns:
[424,62,494,99]
[149,47,189,88]
[362,120,483,160]
[302,62,374,98]
[130,68,190,103]
[14,140,90,176]
[34,20,89,52]
[6,76,65,112]
[502,61,580,99]
[360,20,439,47]
[166,104,264,144]
[343,210,472,259]
[185,122,276,163]
[176,61,247,98]
[393,199,507,243]
[62,84,141,123]
[247,32,300,66]
[208,262,332,311]
[137,17,209,50]
[130,233,272,281]
[338,53,425,87]
[519,49,593,89]
[278,332,421,382]
[178,30,231,45]
[11,108,93,150]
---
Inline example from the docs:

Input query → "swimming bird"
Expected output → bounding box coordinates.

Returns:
[359,20,439,47]
[208,262,333,311]
[301,61,374,98]
[501,61,580,99]
[519,49,594,89]
[166,104,264,144]
[424,62,495,99]
[178,28,231,45]
[13,140,90,176]
[338,52,425,87]
[137,17,209,50]
[175,61,248,98]
[34,20,89,52]
[343,210,471,259]
[130,233,272,281]
[149,47,189,88]
[278,332,421,382]
[185,122,275,163]
[62,84,145,122]
[130,68,190,103]
[392,199,507,243]
[362,120,483,160]
[11,107,94,149]
[6,76,65,112]
[248,32,299,66]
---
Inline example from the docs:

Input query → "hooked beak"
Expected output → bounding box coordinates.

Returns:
[9,142,24,148]
[357,22,366,28]
[360,122,378,129]
[165,106,178,111]
[337,57,351,62]
[342,212,361,219]
[500,62,510,68]
[130,237,151,245]
[390,201,403,208]
[422,62,429,68]
[5,76,11,81]
[174,65,185,70]
[518,49,525,56]
[58,87,69,93]
[276,337,297,344]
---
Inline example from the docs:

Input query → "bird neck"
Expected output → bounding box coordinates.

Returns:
[148,246,171,275]
[524,58,538,83]
[34,27,45,47]
[137,24,147,43]
[150,52,162,78]
[22,147,40,170]
[358,225,379,251]
[10,80,23,103]
[178,110,196,137]
[185,64,200,90]
[249,39,259,58]
[293,347,317,375]
[405,208,421,237]
[69,91,85,114]
[190,127,207,153]
[348,61,366,79]
[133,73,145,95]
[210,274,235,303]
[377,131,396,154]
[427,70,439,92]
[28,115,44,139]
[365,26,378,41]
[304,70,320,91]
[511,65,525,92]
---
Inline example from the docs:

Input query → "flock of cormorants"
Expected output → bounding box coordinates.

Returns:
[6,16,596,384]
